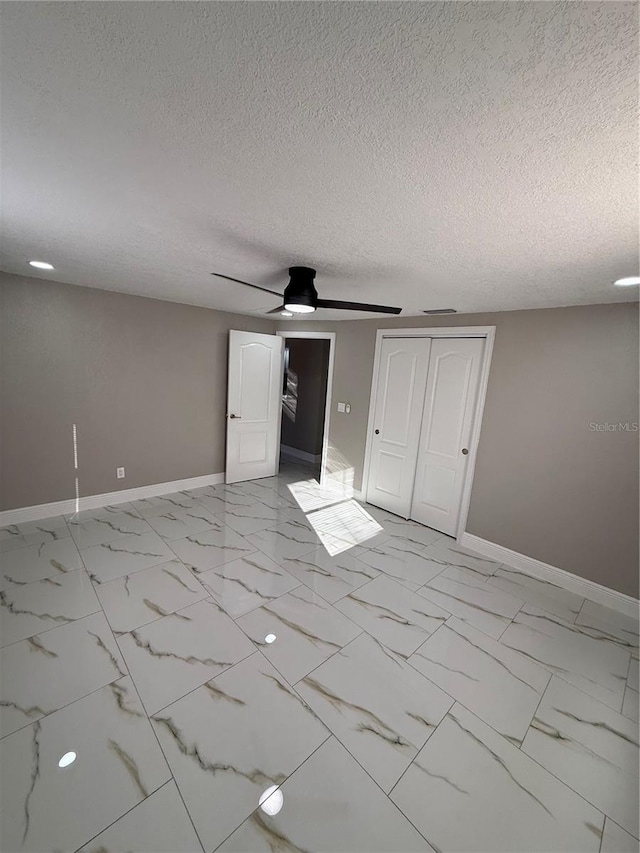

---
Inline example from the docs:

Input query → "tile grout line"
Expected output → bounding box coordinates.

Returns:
[285,726,444,853]
[251,646,338,738]
[110,594,259,713]
[625,650,638,690]
[516,667,553,753]
[132,494,349,850]
[126,675,209,853]
[415,577,523,640]
[494,598,527,643]
[515,677,634,835]
[288,631,459,787]
[228,584,367,688]
[0,669,134,743]
[401,619,568,749]
[63,535,209,853]
[520,743,608,839]
[143,642,261,719]
[80,509,230,852]
[276,564,377,609]
[208,733,333,853]
[1,533,136,739]
[388,699,609,846]
[3,473,637,850]
[0,601,104,653]
[495,613,633,712]
[70,779,197,853]
[162,504,321,578]
[287,627,366,692]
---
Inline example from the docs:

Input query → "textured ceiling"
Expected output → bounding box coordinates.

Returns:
[1,1,638,319]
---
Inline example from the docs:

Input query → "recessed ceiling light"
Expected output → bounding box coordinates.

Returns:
[29,260,54,270]
[614,276,640,287]
[280,311,294,317]
[264,633,277,644]
[58,751,77,768]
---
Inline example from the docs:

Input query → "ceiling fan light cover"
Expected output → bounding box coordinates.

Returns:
[283,267,318,313]
[284,302,316,313]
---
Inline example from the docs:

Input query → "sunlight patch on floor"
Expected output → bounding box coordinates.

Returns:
[305,500,383,556]
[284,445,378,556]
[287,479,352,513]
[321,442,355,498]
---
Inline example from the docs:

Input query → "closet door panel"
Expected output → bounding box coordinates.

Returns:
[365,338,431,517]
[411,338,484,535]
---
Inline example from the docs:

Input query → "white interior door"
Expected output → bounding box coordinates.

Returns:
[365,337,431,516]
[226,330,283,484]
[411,338,484,535]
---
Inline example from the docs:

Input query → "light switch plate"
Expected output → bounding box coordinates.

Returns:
[337,402,346,413]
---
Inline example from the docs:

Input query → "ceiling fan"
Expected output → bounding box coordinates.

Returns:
[211,266,402,315]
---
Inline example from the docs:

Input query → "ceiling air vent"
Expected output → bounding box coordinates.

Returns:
[423,308,457,315]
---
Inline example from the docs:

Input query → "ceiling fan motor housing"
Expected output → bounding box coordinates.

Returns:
[284,266,318,309]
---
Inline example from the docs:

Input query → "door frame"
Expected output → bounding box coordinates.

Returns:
[276,331,336,478]
[361,325,496,542]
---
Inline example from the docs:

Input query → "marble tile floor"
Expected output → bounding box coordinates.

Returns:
[0,460,638,852]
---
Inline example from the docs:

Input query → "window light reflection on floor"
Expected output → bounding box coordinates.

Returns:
[287,479,351,513]
[306,500,383,556]
[322,443,355,497]
[284,443,381,556]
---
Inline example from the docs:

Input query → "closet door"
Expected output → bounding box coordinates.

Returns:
[411,338,484,535]
[365,337,431,517]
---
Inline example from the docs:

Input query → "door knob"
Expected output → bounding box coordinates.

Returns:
[461,447,469,455]
[374,429,380,435]
[229,414,241,419]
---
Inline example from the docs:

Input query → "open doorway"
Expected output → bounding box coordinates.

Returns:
[277,332,334,482]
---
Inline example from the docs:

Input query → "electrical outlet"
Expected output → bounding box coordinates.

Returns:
[116,467,125,479]
[345,403,351,413]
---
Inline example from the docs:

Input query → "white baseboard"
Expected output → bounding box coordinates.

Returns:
[0,472,225,526]
[459,532,639,619]
[4,477,636,619]
[280,444,322,464]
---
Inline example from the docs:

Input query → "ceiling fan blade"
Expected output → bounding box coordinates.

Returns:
[211,272,282,297]
[316,299,402,315]
[266,305,287,314]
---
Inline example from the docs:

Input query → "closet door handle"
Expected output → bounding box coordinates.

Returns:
[229,414,241,419]
[374,429,380,435]
[461,447,469,455]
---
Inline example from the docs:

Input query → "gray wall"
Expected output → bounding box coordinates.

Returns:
[281,338,330,457]
[277,303,639,598]
[2,272,637,597]
[0,273,274,510]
